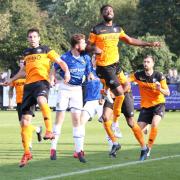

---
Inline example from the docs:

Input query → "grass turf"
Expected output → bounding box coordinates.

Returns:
[0,111,180,180]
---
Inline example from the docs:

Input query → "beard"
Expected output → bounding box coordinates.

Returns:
[144,66,149,71]
[77,48,85,53]
[103,15,114,22]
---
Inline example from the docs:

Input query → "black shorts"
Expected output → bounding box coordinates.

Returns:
[96,62,121,90]
[21,80,50,115]
[138,103,165,124]
[103,92,134,118]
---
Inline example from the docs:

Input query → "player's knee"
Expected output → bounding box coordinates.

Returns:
[21,117,30,127]
[126,117,134,128]
[37,96,47,106]
[101,114,108,122]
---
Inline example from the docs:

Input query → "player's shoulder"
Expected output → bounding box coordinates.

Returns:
[81,52,91,59]
[134,70,145,79]
[22,45,50,56]
[81,52,92,64]
[91,22,107,34]
[112,23,123,32]
[60,51,71,60]
[153,71,166,81]
[22,47,32,56]
[39,45,51,52]
[91,22,123,34]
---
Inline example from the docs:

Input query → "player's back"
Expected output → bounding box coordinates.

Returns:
[84,77,103,102]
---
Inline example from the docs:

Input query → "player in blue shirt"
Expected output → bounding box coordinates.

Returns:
[73,56,105,158]
[54,51,92,86]
[50,34,94,163]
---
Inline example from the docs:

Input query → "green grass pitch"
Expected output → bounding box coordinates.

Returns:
[0,111,180,180]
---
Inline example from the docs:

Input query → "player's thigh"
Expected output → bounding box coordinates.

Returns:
[81,110,91,125]
[151,104,165,127]
[21,84,36,116]
[96,103,104,119]
[33,80,50,101]
[83,100,98,118]
[56,89,70,111]
[96,65,120,90]
[102,100,113,121]
[122,92,134,118]
[69,86,83,110]
[138,107,153,124]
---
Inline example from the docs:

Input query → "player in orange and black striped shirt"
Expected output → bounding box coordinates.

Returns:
[102,71,147,160]
[10,59,42,148]
[130,55,170,159]
[5,28,70,168]
[87,4,161,155]
[11,77,26,120]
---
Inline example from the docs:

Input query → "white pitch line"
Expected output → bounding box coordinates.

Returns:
[33,154,180,180]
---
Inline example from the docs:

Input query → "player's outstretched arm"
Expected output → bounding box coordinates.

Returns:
[120,34,161,47]
[3,67,25,86]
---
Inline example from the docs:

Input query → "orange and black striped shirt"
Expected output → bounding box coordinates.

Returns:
[130,71,169,108]
[88,23,126,66]
[22,45,59,84]
[11,78,26,104]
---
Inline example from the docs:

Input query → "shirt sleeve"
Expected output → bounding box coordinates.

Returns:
[119,28,127,39]
[118,71,128,84]
[129,73,137,82]
[47,50,60,62]
[88,28,97,44]
[160,74,169,90]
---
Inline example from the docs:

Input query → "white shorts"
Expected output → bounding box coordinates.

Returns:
[83,100,103,119]
[56,82,83,111]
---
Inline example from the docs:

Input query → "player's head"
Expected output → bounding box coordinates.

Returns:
[27,28,40,48]
[18,58,24,68]
[70,33,86,52]
[173,68,178,78]
[143,55,155,71]
[100,4,114,22]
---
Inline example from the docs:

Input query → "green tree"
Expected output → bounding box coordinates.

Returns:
[0,0,68,71]
[120,33,175,73]
[47,0,109,39]
[0,0,46,70]
[138,0,180,57]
